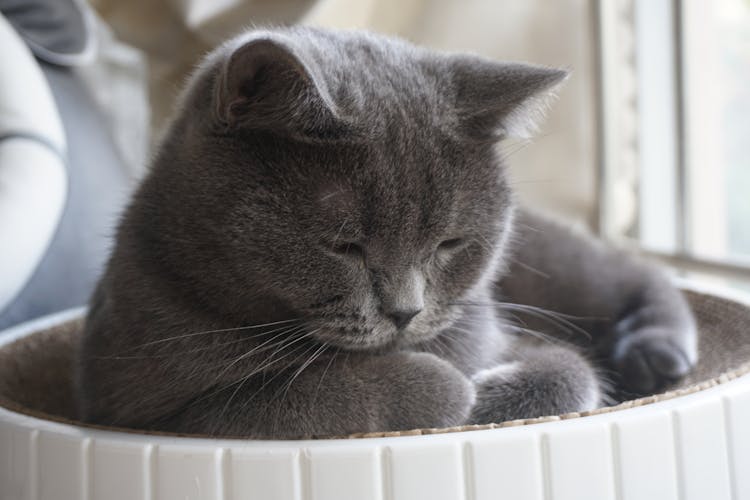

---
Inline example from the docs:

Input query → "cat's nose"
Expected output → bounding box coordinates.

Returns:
[388,308,421,330]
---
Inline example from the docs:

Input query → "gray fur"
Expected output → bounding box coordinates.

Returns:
[77,27,697,438]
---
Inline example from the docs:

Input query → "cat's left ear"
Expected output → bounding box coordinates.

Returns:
[213,35,346,139]
[450,56,568,141]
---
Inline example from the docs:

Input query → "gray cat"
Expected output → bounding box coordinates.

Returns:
[77,27,697,438]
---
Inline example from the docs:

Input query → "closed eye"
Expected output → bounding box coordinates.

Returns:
[436,238,465,252]
[328,241,365,258]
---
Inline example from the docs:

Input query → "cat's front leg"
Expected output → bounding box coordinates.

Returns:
[164,350,475,437]
[354,351,477,431]
[468,343,601,424]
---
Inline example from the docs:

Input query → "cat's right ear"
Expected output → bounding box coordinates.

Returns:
[449,56,569,142]
[214,37,345,139]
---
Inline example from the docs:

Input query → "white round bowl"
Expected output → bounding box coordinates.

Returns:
[1,285,749,500]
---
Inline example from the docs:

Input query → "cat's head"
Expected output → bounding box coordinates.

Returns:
[141,28,566,350]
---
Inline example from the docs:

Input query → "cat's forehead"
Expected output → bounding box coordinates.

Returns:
[284,28,451,124]
[309,143,501,242]
[347,52,445,114]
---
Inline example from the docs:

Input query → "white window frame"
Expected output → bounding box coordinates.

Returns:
[595,0,750,282]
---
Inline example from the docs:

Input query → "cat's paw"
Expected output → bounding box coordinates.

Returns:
[469,345,600,424]
[612,328,696,394]
[361,351,475,430]
[401,352,477,428]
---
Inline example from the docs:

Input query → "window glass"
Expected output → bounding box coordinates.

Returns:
[683,0,750,262]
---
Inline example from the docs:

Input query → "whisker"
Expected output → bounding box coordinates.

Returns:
[450,307,580,347]
[502,323,564,345]
[497,138,532,162]
[470,235,494,253]
[330,216,352,251]
[97,322,308,360]
[212,340,315,431]
[280,343,328,398]
[269,342,329,433]
[133,318,303,350]
[511,259,551,279]
[234,335,325,416]
[178,326,313,383]
[194,332,317,412]
[453,300,598,321]
[451,324,527,360]
[430,336,451,359]
[312,347,339,405]
[211,326,313,383]
[449,300,595,340]
[497,304,593,340]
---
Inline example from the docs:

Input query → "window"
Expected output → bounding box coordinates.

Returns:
[597,0,750,287]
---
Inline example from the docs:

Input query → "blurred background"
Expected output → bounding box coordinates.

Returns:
[0,0,748,329]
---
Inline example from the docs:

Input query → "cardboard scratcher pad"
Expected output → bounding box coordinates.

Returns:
[0,290,749,439]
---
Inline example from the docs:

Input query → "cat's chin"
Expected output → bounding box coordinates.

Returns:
[313,327,445,352]
[313,332,399,352]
